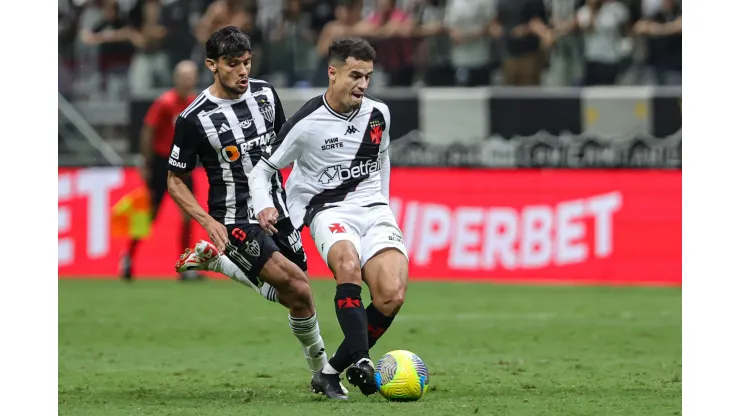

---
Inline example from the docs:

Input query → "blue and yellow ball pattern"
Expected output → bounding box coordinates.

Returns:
[374,350,430,401]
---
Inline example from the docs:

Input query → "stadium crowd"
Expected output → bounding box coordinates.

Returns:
[58,0,681,100]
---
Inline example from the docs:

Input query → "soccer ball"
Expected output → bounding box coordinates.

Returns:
[374,350,430,401]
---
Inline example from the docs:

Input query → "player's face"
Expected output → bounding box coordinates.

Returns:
[332,58,373,110]
[211,51,252,97]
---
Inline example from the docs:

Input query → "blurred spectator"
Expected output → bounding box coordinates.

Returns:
[303,0,339,36]
[265,0,317,86]
[361,0,417,86]
[546,0,583,86]
[576,0,630,86]
[634,0,681,85]
[414,0,453,86]
[196,0,261,80]
[444,0,496,86]
[128,0,172,95]
[159,0,199,75]
[80,0,136,98]
[315,0,365,86]
[494,0,552,86]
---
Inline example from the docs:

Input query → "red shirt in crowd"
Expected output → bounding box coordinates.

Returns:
[144,89,197,158]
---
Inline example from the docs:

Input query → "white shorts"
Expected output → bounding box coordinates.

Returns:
[310,204,408,268]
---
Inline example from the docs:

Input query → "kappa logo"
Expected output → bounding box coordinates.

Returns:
[245,240,261,257]
[345,125,359,135]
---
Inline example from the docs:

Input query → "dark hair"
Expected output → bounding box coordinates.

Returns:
[205,26,252,61]
[328,37,376,65]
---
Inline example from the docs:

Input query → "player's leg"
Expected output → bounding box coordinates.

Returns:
[311,209,374,396]
[224,225,349,398]
[359,205,409,349]
[176,240,286,307]
[270,219,337,378]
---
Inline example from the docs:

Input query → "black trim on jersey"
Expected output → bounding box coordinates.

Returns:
[261,156,279,170]
[304,107,387,225]
[270,95,324,157]
[322,94,359,121]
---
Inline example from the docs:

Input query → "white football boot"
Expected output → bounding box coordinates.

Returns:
[175,240,219,272]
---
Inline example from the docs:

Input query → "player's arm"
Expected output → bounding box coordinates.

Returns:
[166,116,229,250]
[248,118,307,235]
[379,111,392,202]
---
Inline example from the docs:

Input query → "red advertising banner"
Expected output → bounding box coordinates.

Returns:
[58,168,681,285]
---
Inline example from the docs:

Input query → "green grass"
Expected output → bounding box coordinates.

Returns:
[59,280,681,416]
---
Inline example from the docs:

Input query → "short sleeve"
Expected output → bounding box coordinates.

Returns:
[379,105,392,154]
[168,116,202,174]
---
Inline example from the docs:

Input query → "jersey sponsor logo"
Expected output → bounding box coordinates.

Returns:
[318,158,381,185]
[287,229,304,253]
[171,145,180,159]
[218,118,252,134]
[169,158,186,169]
[329,223,346,233]
[345,125,359,135]
[220,131,277,162]
[321,137,344,151]
[221,145,241,162]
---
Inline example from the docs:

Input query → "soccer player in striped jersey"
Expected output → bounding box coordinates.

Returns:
[249,38,410,400]
[165,26,343,390]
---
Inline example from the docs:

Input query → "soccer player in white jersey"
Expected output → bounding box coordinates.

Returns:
[166,27,348,393]
[249,38,409,400]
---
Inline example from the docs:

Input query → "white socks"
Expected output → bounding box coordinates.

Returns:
[207,255,278,303]
[289,313,328,374]
[321,362,340,375]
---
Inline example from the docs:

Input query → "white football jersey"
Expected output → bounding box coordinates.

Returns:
[249,94,391,230]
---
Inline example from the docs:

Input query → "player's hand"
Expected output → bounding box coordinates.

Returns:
[257,208,279,236]
[204,217,229,252]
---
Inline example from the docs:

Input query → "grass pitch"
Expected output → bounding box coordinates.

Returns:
[59,279,681,416]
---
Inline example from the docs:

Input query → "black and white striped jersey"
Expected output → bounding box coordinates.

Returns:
[249,94,392,230]
[167,79,290,226]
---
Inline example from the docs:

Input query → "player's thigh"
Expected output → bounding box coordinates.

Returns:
[223,224,279,290]
[310,208,363,283]
[271,218,308,273]
[360,206,409,306]
[310,208,362,269]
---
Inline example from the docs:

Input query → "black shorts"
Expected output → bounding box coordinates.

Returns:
[150,155,193,219]
[224,218,308,285]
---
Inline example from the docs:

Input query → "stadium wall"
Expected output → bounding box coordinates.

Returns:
[58,167,681,286]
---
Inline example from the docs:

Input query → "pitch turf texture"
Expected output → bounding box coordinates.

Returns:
[59,280,681,415]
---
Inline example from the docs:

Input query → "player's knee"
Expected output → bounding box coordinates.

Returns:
[374,280,407,316]
[333,257,362,285]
